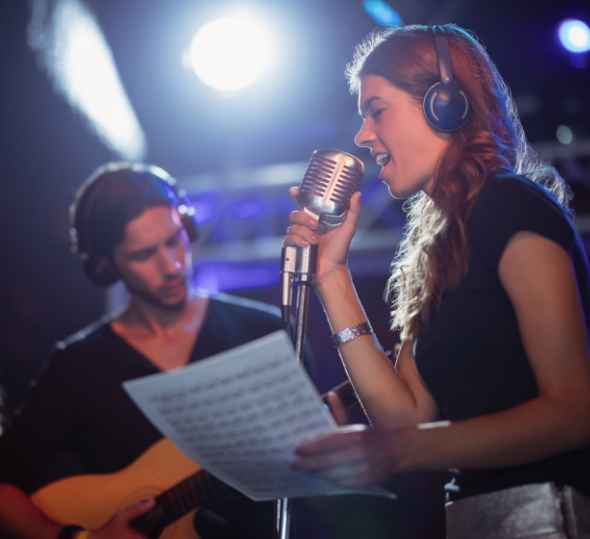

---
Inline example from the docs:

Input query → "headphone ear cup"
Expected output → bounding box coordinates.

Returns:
[83,256,119,287]
[423,80,469,133]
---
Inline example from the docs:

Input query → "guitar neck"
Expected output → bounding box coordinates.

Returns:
[132,380,357,537]
[132,470,210,536]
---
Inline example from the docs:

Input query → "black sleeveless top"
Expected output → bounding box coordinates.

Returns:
[414,172,590,499]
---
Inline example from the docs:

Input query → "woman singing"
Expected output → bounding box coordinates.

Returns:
[286,23,590,537]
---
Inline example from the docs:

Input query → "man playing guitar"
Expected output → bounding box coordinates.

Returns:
[0,163,282,539]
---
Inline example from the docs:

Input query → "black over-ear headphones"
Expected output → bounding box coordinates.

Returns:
[70,162,199,286]
[422,26,470,133]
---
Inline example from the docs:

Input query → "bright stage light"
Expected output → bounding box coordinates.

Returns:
[558,19,590,53]
[186,14,275,92]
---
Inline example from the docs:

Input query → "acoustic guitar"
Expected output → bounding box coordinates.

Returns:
[32,438,205,538]
[31,380,358,538]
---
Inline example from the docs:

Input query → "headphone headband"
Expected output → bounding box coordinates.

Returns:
[433,27,453,85]
[422,26,470,133]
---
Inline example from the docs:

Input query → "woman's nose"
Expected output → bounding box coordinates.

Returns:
[354,119,375,149]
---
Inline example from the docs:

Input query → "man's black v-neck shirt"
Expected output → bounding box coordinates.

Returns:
[0,293,284,529]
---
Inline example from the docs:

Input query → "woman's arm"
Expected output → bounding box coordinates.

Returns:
[315,266,437,427]
[285,189,437,428]
[294,231,590,485]
[403,231,590,472]
[445,230,590,467]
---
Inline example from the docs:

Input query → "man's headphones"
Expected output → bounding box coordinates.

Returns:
[70,163,199,286]
[422,26,470,133]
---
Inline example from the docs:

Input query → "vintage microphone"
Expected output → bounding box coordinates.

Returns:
[281,149,365,323]
[278,149,364,539]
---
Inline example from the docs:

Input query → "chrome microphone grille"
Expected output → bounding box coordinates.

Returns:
[298,149,365,228]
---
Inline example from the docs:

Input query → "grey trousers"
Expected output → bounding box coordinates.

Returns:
[445,483,590,539]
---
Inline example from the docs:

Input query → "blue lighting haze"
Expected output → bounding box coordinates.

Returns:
[363,0,402,27]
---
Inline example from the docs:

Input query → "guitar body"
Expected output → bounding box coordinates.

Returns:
[32,438,201,538]
[31,382,353,538]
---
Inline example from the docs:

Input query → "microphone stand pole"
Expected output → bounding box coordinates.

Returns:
[277,244,316,539]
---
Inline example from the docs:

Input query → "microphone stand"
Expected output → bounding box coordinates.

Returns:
[277,244,317,539]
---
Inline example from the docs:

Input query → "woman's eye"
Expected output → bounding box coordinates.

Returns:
[371,108,385,120]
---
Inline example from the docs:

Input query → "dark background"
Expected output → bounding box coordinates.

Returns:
[0,1,588,535]
[2,0,588,405]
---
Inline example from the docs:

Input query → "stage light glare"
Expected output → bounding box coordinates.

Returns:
[558,19,590,53]
[29,0,145,159]
[187,15,274,92]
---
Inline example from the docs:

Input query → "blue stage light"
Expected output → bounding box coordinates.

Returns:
[363,0,402,27]
[558,19,590,53]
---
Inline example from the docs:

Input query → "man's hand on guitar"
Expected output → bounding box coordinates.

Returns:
[89,497,155,539]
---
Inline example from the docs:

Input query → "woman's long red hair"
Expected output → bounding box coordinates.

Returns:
[346,24,570,340]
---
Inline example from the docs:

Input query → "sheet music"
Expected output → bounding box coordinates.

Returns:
[123,330,394,501]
